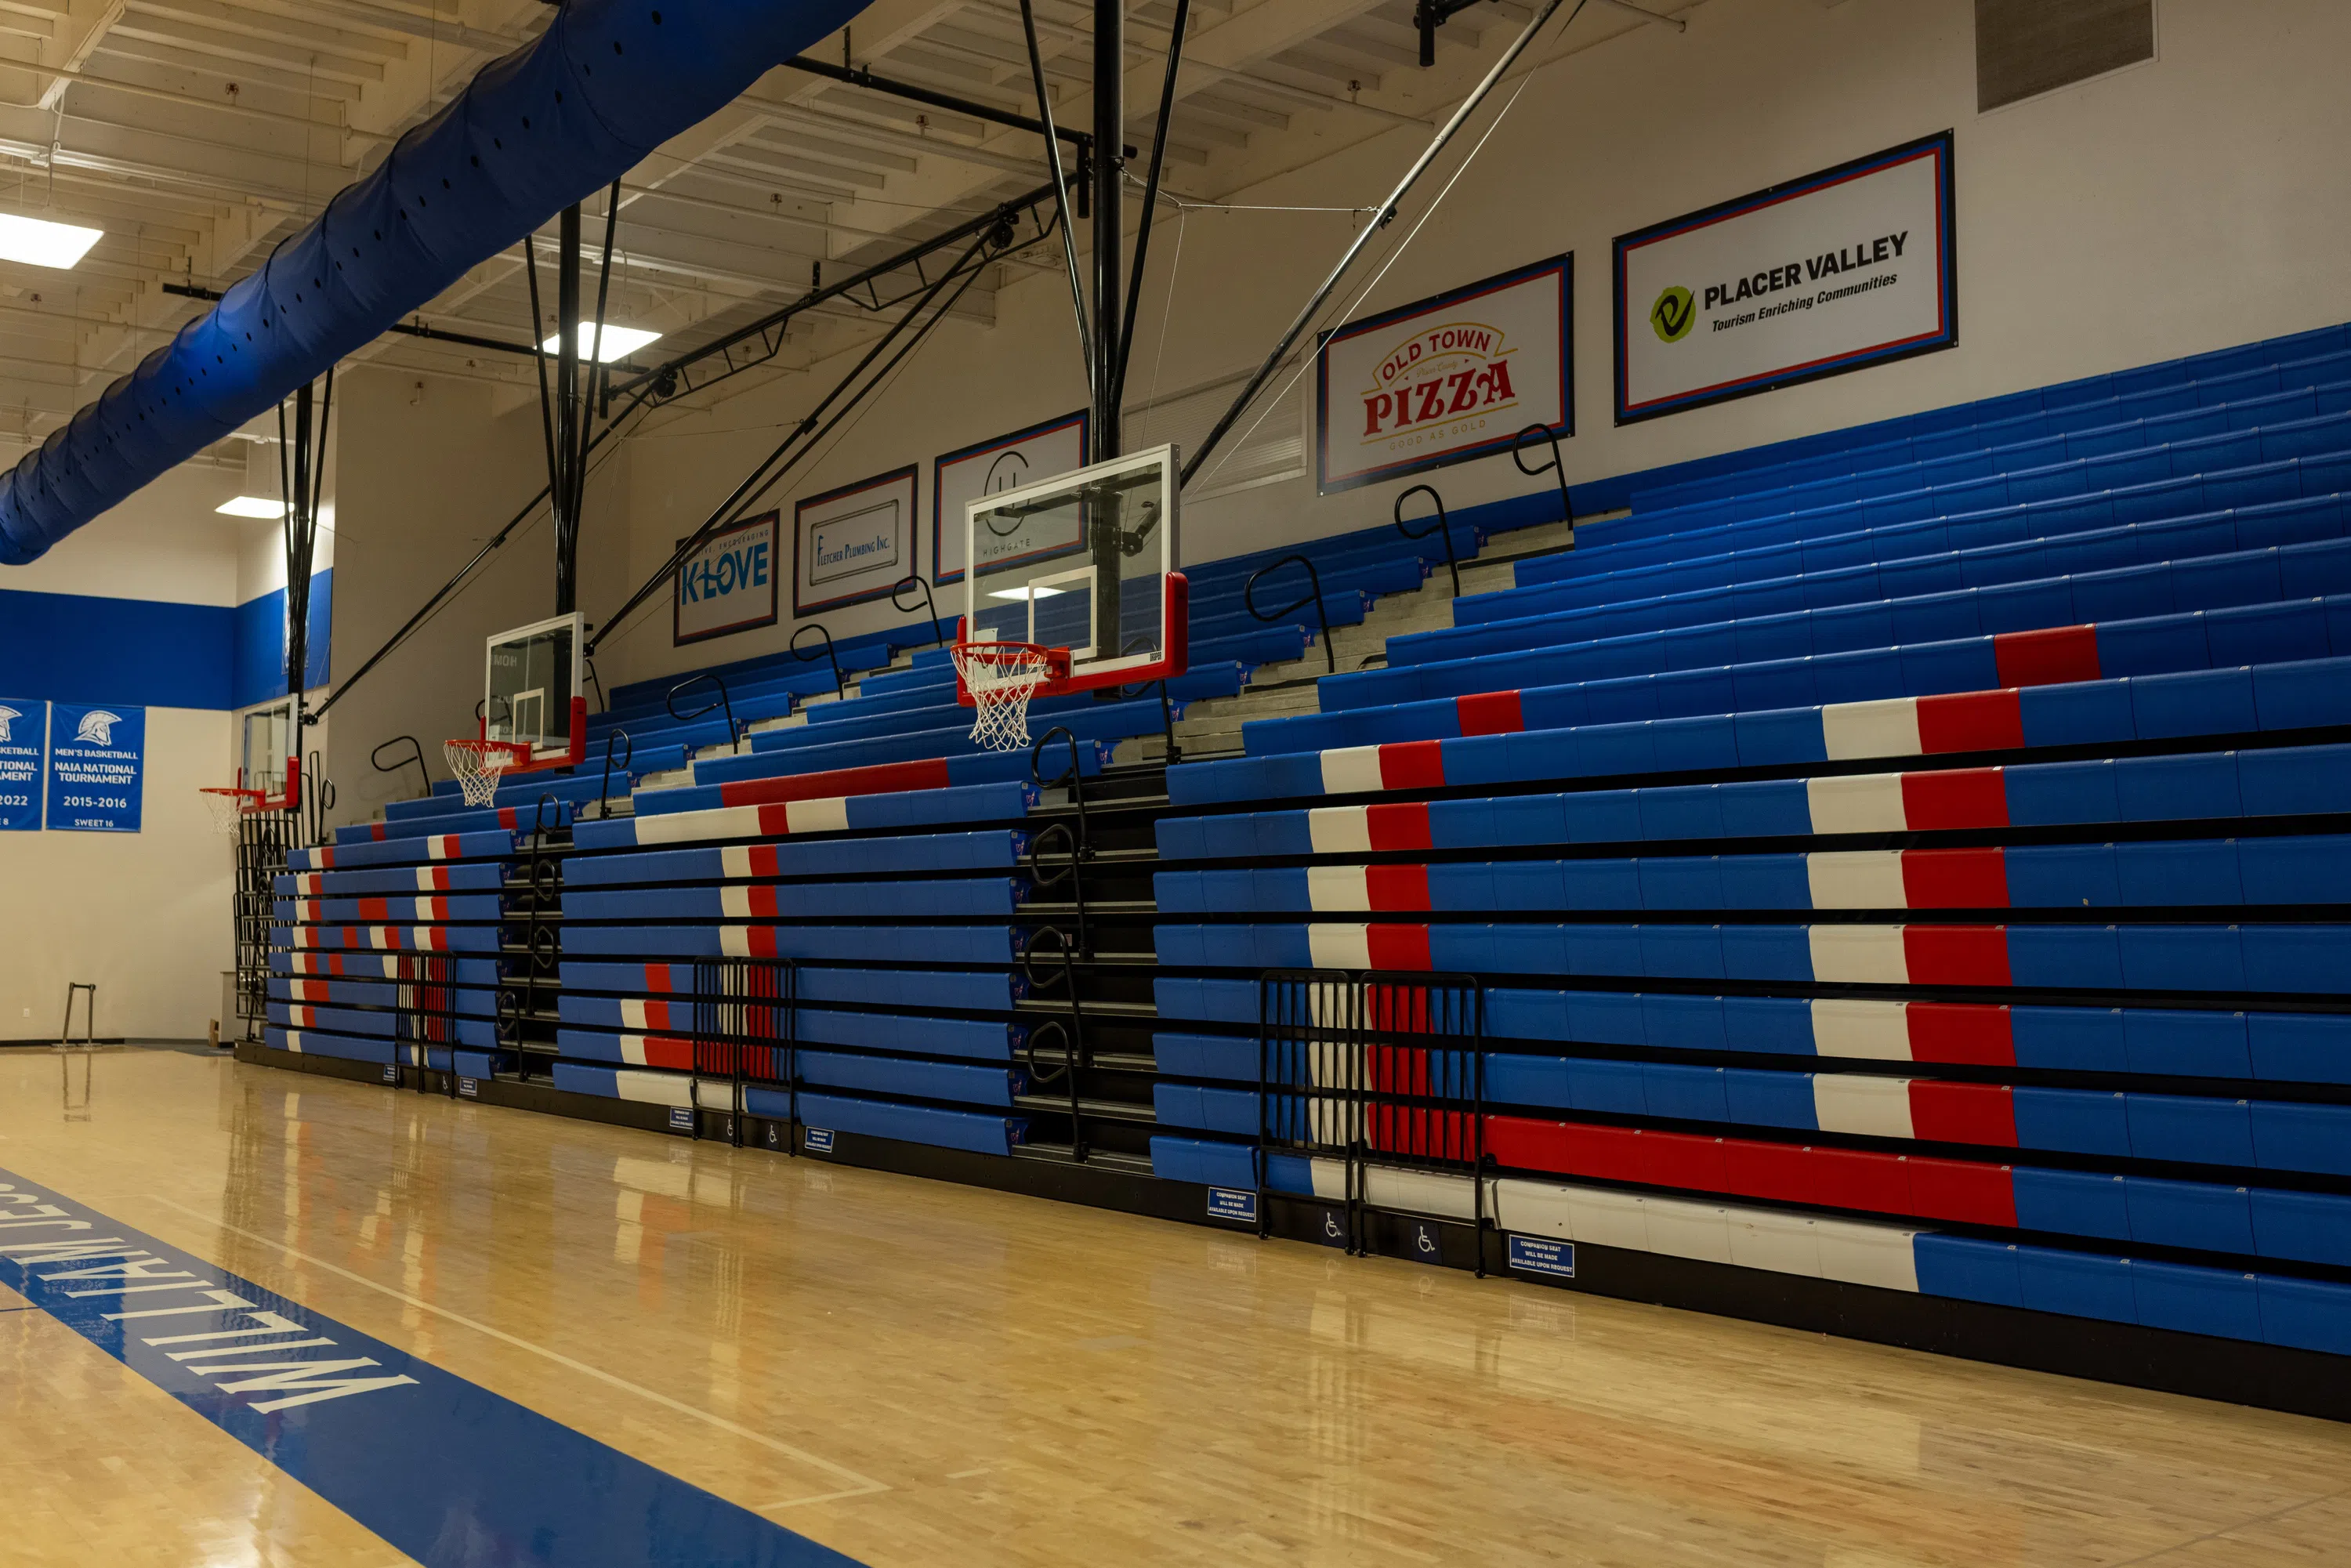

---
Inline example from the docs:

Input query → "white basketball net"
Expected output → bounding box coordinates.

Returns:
[444,740,516,809]
[201,788,259,835]
[952,642,1054,751]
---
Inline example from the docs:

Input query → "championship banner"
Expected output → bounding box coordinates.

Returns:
[45,701,141,833]
[933,411,1088,585]
[1614,131,1956,424]
[1315,255,1570,494]
[0,696,44,830]
[673,511,778,646]
[793,465,916,617]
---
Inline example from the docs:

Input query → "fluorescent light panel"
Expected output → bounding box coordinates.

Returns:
[0,212,102,270]
[216,495,285,519]
[539,324,662,363]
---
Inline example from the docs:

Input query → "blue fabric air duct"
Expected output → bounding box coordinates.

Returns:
[0,0,870,565]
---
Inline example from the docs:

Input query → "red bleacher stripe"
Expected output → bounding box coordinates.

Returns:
[1903,1154,2017,1226]
[1364,864,1431,912]
[1908,1081,2018,1147]
[368,825,388,842]
[1365,802,1433,853]
[647,963,679,992]
[716,757,954,809]
[1900,847,2009,909]
[359,898,388,921]
[1902,925,2013,986]
[318,849,337,868]
[641,1037,694,1070]
[1992,624,2102,688]
[1364,922,1433,969]
[1900,766,2008,830]
[747,887,781,917]
[1915,689,2024,754]
[747,845,781,876]
[1904,1001,2016,1065]
[1378,741,1446,791]
[1455,690,1525,737]
[498,808,520,829]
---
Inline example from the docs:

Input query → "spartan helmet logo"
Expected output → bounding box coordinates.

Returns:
[0,706,16,744]
[74,709,121,745]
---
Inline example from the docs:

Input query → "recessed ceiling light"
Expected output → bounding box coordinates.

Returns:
[215,495,284,518]
[0,213,103,270]
[539,324,662,363]
[987,585,1065,601]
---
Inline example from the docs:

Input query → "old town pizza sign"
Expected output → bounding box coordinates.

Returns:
[1315,255,1570,493]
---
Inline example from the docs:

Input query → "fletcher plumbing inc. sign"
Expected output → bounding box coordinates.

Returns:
[1614,132,1956,423]
[1315,255,1570,493]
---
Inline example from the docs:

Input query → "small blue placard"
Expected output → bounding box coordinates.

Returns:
[763,1121,783,1150]
[458,1078,479,1099]
[668,1106,694,1131]
[1404,1219,1447,1265]
[1207,1186,1257,1223]
[1508,1234,1576,1278]
[45,701,143,832]
[804,1127,835,1153]
[381,1063,399,1083]
[0,696,43,830]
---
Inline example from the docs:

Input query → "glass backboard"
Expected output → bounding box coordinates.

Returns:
[962,444,1183,690]
[485,612,583,758]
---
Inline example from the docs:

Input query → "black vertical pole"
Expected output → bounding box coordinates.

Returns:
[287,380,313,744]
[553,203,583,616]
[1089,0,1125,659]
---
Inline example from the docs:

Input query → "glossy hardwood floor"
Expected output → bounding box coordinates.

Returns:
[5,1045,2348,1567]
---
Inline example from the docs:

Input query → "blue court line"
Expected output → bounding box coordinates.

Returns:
[0,1166,866,1567]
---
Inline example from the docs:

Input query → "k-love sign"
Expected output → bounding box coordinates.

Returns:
[1315,255,1571,494]
[1614,131,1957,423]
[673,512,778,646]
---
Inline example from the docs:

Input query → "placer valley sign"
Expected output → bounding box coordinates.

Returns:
[1614,132,1956,423]
[1316,255,1570,493]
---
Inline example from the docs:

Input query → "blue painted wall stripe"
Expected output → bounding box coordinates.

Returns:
[232,568,334,711]
[0,588,233,709]
[0,1167,866,1568]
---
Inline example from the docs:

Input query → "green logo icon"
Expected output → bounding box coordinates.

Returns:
[1650,285,1696,343]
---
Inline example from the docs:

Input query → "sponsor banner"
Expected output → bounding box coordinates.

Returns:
[1316,255,1572,494]
[793,465,917,616]
[0,695,43,830]
[933,411,1088,585]
[673,512,778,646]
[1614,130,1957,422]
[46,701,141,833]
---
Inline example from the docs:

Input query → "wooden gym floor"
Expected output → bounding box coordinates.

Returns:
[4,1045,2348,1567]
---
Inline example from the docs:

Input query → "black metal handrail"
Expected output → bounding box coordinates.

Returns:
[1244,553,1335,675]
[666,672,743,753]
[891,574,949,647]
[1394,483,1459,596]
[369,735,429,800]
[1512,422,1572,526]
[791,622,846,697]
[591,728,633,820]
[1018,928,1089,1164]
[584,655,609,713]
[1027,725,1093,955]
[303,748,334,848]
[1118,639,1181,766]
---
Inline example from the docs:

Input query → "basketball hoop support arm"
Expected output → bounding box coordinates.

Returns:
[1180,0,1584,487]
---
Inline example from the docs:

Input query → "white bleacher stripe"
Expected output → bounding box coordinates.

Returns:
[295,873,323,894]
[1820,697,1922,761]
[1640,1196,1734,1265]
[284,1031,305,1052]
[1306,806,1372,855]
[1806,850,1908,909]
[1320,746,1386,795]
[1808,925,1910,984]
[722,846,753,878]
[784,796,851,834]
[1805,772,1908,834]
[1809,998,1914,1060]
[1307,923,1373,968]
[720,927,752,958]
[636,805,762,846]
[1306,866,1371,913]
[610,1067,694,1108]
[1728,1211,1820,1276]
[721,886,752,918]
[415,868,436,890]
[620,1036,650,1066]
[1494,1176,1922,1292]
[1812,1074,1915,1139]
[621,998,649,1030]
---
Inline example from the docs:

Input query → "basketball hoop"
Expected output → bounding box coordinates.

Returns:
[199,786,267,834]
[951,640,1067,751]
[444,738,532,809]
